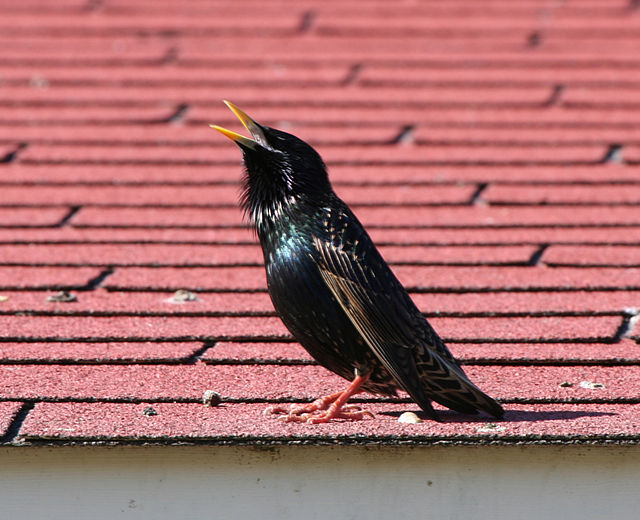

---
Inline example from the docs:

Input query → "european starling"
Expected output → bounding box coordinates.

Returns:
[212,101,504,423]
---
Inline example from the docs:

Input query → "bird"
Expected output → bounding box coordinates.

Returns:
[211,101,504,424]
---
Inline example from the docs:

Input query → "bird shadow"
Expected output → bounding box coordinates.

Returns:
[379,409,616,423]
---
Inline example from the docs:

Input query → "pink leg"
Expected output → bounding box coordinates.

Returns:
[264,374,374,424]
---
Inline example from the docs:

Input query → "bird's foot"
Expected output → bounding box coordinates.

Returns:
[303,404,374,424]
[263,374,374,424]
[264,399,373,424]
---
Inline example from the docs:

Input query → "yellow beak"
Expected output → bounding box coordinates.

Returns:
[210,100,270,150]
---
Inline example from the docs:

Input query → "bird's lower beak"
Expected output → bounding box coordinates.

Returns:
[210,101,271,150]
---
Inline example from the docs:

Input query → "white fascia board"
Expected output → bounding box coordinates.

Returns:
[1,444,640,520]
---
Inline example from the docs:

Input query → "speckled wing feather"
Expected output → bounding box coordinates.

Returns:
[312,221,504,419]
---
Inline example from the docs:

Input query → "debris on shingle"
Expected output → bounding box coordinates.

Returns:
[579,381,606,390]
[46,291,78,303]
[398,412,422,424]
[142,406,158,417]
[29,75,49,90]
[165,289,199,304]
[477,423,506,434]
[202,390,222,407]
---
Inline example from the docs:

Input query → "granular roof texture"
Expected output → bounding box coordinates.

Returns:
[1,0,640,446]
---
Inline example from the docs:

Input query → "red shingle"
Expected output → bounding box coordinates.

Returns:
[367,227,640,246]
[19,143,242,163]
[178,42,639,62]
[0,38,167,63]
[1,185,239,206]
[202,342,313,364]
[322,144,606,164]
[362,66,640,86]
[485,185,640,204]
[0,144,17,159]
[1,364,638,402]
[0,123,397,146]
[2,225,640,247]
[449,340,640,363]
[0,106,175,124]
[17,402,640,442]
[213,85,556,105]
[393,266,640,292]
[0,266,102,289]
[0,401,23,439]
[0,243,539,266]
[545,246,640,267]
[73,205,640,228]
[542,37,640,53]
[16,141,608,165]
[355,206,640,228]
[4,164,240,184]
[315,15,538,35]
[105,266,266,291]
[375,245,537,265]
[329,165,640,184]
[413,127,640,145]
[353,205,640,228]
[0,13,300,34]
[9,163,638,185]
[0,227,256,245]
[0,207,69,227]
[103,265,640,292]
[203,340,640,365]
[0,289,274,315]
[411,291,640,315]
[0,315,289,341]
[0,364,343,401]
[3,0,640,446]
[432,316,620,342]
[623,146,640,164]
[0,243,264,266]
[0,64,350,85]
[0,315,619,343]
[0,342,203,363]
[0,0,95,12]
[3,184,473,206]
[1,85,549,106]
[0,289,634,318]
[564,87,640,107]
[105,1,576,18]
[189,105,640,127]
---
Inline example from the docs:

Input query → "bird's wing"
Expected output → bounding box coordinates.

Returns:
[312,232,503,418]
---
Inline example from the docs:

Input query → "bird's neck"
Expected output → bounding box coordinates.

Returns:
[251,195,328,247]
[247,193,296,236]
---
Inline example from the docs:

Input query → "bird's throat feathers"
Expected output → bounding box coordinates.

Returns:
[240,165,297,235]
[240,158,331,237]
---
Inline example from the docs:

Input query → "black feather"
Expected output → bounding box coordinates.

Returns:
[228,118,504,421]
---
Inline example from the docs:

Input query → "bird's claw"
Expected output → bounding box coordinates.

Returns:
[304,408,374,424]
[263,402,374,423]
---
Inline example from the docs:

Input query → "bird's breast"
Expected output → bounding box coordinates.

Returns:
[261,232,376,374]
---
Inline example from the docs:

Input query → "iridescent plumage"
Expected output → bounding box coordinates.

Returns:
[213,102,503,422]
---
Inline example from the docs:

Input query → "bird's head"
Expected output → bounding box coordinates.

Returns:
[211,101,332,230]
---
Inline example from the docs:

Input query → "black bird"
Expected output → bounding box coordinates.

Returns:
[212,101,504,423]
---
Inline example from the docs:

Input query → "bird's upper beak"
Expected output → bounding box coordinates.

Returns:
[210,101,271,151]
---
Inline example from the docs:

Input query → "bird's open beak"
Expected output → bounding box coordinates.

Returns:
[210,101,271,150]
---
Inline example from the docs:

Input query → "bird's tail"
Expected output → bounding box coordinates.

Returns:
[433,378,504,419]
[412,353,504,419]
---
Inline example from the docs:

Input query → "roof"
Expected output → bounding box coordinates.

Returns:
[1,0,640,446]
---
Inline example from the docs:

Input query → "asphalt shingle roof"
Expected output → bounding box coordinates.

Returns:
[1,0,639,445]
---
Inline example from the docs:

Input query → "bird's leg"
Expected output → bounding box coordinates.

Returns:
[264,373,374,424]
